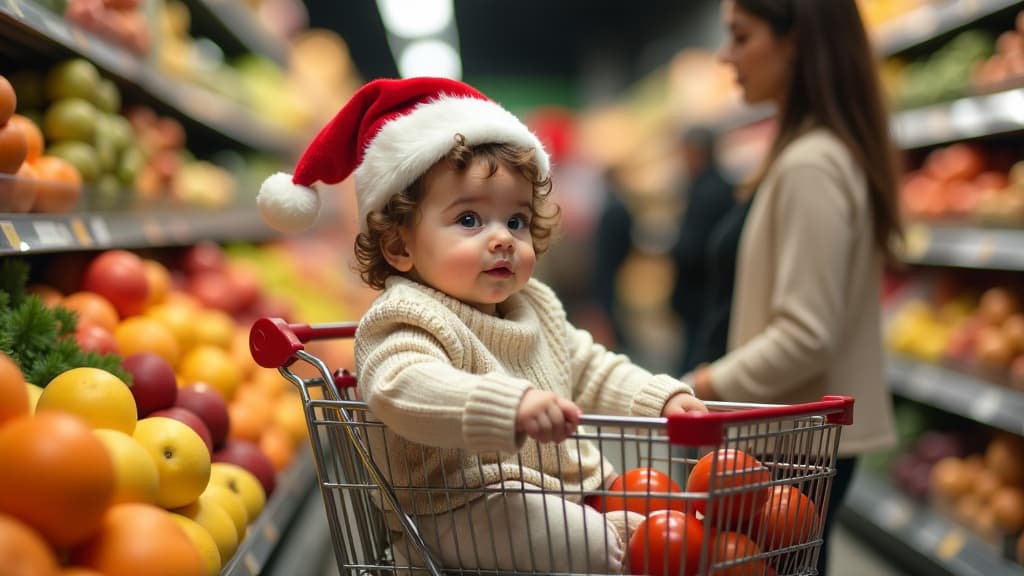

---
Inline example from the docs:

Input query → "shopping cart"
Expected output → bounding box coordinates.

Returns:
[250,318,855,576]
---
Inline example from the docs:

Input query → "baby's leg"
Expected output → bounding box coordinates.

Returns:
[407,481,626,574]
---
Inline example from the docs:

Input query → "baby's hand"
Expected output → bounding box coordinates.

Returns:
[516,389,582,444]
[662,392,709,416]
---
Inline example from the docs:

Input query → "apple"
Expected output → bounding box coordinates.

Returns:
[149,407,213,453]
[75,323,119,355]
[181,241,225,277]
[175,383,230,449]
[81,250,149,317]
[122,353,177,418]
[213,439,276,496]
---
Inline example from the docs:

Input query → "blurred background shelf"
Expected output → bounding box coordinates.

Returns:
[888,355,1024,436]
[894,87,1024,149]
[178,0,289,67]
[0,0,301,157]
[874,0,1024,56]
[840,469,1023,576]
[901,222,1024,271]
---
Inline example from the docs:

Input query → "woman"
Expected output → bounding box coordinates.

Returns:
[690,1,903,573]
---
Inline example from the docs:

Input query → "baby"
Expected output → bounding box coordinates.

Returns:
[258,77,706,574]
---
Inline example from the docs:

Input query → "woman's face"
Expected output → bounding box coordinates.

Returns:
[718,0,794,105]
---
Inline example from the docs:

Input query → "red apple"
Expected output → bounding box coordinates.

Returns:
[81,250,149,317]
[175,383,230,449]
[75,323,119,355]
[188,271,237,313]
[213,439,276,496]
[149,406,213,453]
[122,353,177,417]
[181,241,226,276]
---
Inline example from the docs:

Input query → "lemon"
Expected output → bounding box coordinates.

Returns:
[171,513,222,576]
[38,367,137,434]
[93,429,160,505]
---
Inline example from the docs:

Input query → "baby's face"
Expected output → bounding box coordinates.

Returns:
[393,157,536,315]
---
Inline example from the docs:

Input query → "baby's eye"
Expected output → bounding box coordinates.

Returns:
[507,215,529,231]
[457,213,480,228]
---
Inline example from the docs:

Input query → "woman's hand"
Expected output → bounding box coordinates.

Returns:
[516,389,582,443]
[661,392,709,416]
[691,364,718,401]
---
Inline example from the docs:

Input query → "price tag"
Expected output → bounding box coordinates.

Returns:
[89,217,111,246]
[70,217,93,247]
[142,217,164,244]
[0,221,20,250]
[968,389,1001,423]
[936,529,966,561]
[903,224,930,261]
[876,496,912,530]
[70,27,90,52]
[244,553,259,575]
[974,235,994,265]
[4,0,24,18]
[261,521,279,544]
[32,220,73,248]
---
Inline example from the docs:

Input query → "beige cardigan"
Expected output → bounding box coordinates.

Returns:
[707,128,896,457]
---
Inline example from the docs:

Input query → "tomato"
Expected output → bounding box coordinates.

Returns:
[592,467,686,515]
[628,509,704,576]
[711,531,766,576]
[82,250,150,317]
[686,449,771,529]
[751,486,819,551]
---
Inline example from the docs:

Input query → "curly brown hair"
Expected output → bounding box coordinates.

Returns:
[353,134,560,290]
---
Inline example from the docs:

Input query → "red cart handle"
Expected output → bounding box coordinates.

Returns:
[249,317,357,369]
[667,395,855,446]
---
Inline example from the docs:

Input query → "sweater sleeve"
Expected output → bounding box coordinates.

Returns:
[565,323,695,417]
[356,323,532,454]
[708,161,853,401]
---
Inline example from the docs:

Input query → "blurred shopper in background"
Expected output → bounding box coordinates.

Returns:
[591,167,636,353]
[689,1,904,573]
[669,126,738,374]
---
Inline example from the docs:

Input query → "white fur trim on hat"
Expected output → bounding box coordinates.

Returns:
[258,171,322,233]
[353,95,550,227]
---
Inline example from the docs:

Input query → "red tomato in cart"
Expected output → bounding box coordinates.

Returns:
[751,486,820,551]
[628,509,704,576]
[711,531,768,576]
[686,449,771,529]
[591,467,686,515]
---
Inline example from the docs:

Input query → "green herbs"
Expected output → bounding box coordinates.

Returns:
[0,259,128,386]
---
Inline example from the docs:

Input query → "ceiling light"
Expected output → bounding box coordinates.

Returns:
[376,0,453,38]
[398,40,463,79]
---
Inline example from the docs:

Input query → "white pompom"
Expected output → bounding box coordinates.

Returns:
[257,172,321,233]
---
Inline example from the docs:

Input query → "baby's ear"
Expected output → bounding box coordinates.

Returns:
[381,233,413,272]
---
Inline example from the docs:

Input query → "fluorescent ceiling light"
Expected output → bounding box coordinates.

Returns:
[376,0,453,38]
[398,39,463,79]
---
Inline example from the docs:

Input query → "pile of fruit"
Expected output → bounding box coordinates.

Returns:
[971,10,1024,91]
[0,242,316,574]
[587,449,820,576]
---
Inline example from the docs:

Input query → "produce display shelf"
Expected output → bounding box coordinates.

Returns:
[893,86,1024,149]
[888,355,1024,437]
[873,0,1023,56]
[0,209,279,254]
[901,221,1024,272]
[179,0,288,67]
[840,470,1022,576]
[0,0,300,157]
[222,449,317,576]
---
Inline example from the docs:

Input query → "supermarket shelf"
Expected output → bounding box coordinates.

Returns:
[0,208,279,254]
[0,0,300,157]
[901,221,1024,271]
[840,470,1022,576]
[888,355,1024,436]
[893,87,1024,149]
[179,0,289,67]
[223,449,318,576]
[873,0,1023,56]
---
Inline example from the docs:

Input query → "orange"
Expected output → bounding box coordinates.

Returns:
[133,417,211,509]
[208,463,266,522]
[72,503,205,576]
[230,327,259,380]
[59,568,105,576]
[146,301,198,354]
[272,392,309,444]
[173,493,238,564]
[0,512,60,576]
[142,259,171,310]
[0,412,115,547]
[37,367,137,434]
[0,351,28,425]
[179,345,241,400]
[7,114,44,163]
[170,514,222,576]
[114,316,180,368]
[249,367,290,399]
[227,395,272,443]
[61,291,120,332]
[27,284,63,307]
[259,426,296,471]
[30,155,81,213]
[93,429,160,505]
[191,309,235,350]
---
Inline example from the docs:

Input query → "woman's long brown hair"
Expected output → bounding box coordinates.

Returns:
[737,0,904,262]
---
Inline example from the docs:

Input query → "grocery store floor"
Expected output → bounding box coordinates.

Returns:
[293,505,907,576]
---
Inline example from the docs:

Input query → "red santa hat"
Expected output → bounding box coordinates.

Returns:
[258,77,551,233]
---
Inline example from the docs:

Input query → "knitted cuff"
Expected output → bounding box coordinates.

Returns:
[629,375,696,417]
[462,374,532,454]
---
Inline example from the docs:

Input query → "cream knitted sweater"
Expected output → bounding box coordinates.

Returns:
[354,276,694,518]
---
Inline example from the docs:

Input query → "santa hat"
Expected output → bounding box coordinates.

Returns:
[258,77,551,233]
